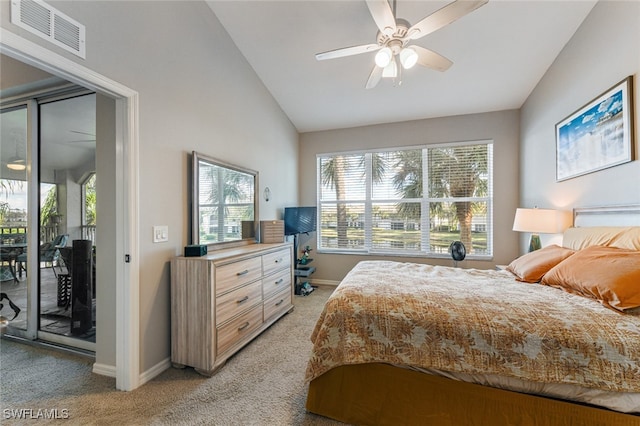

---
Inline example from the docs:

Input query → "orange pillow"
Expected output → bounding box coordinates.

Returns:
[506,244,575,283]
[541,245,640,311]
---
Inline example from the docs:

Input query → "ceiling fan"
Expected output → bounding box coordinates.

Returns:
[315,0,488,88]
[53,130,96,148]
[67,130,96,143]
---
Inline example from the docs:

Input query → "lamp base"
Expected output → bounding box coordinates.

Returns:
[528,234,541,252]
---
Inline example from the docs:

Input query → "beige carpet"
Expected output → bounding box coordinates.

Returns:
[0,286,345,426]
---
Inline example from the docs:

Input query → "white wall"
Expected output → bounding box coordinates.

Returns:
[299,110,521,283]
[1,1,299,374]
[520,1,640,250]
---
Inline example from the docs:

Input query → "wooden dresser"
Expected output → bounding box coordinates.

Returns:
[171,242,294,376]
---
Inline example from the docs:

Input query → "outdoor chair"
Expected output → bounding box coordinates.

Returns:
[17,234,69,278]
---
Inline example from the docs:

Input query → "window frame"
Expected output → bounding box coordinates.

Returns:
[316,140,494,260]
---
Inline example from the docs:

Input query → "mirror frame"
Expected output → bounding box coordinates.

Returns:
[191,151,259,248]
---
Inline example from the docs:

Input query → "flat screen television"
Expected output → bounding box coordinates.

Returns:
[284,206,317,236]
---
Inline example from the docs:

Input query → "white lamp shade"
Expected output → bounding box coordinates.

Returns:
[512,208,562,234]
[375,47,392,68]
[400,47,418,69]
[382,58,398,78]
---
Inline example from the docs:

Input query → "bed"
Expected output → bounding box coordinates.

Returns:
[305,205,640,425]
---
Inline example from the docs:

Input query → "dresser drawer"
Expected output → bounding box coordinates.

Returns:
[216,304,262,356]
[263,268,291,299]
[262,248,291,276]
[216,281,262,325]
[215,257,262,295]
[264,286,292,321]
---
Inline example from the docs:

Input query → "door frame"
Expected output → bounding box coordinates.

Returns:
[1,28,141,391]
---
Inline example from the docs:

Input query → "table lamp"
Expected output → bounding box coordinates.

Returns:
[512,207,560,252]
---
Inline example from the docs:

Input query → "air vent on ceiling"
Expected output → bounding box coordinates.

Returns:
[11,0,86,59]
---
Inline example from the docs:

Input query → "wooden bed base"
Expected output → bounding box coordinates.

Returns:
[306,363,640,426]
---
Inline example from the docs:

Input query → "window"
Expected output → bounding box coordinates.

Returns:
[317,141,493,258]
[81,173,96,242]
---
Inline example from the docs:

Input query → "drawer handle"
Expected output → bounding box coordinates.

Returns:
[236,296,249,304]
[238,322,250,331]
[236,269,249,276]
[274,278,284,285]
[275,299,284,306]
[274,258,283,264]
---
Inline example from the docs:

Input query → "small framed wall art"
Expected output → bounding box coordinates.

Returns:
[555,76,634,182]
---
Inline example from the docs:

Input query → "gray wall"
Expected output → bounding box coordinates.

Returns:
[1,1,299,373]
[520,1,640,251]
[299,110,521,283]
[95,94,117,366]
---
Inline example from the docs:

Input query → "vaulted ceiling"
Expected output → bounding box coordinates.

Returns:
[206,0,597,132]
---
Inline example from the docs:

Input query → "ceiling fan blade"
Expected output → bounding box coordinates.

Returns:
[70,130,95,136]
[406,0,488,41]
[316,43,381,61]
[366,0,396,36]
[413,46,453,72]
[365,65,383,89]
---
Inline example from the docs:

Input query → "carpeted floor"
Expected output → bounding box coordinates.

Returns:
[0,286,346,425]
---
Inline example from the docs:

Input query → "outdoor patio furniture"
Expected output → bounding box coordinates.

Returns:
[16,234,68,278]
[0,236,27,283]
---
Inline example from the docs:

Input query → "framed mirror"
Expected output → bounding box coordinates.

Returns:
[192,151,258,247]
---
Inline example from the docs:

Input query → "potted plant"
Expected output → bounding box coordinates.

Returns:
[49,212,63,225]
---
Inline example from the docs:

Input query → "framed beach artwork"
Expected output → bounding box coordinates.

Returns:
[555,76,634,182]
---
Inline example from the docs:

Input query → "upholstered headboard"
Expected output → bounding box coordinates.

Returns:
[563,205,640,250]
[573,205,640,227]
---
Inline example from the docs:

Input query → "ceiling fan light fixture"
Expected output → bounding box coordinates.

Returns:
[382,58,398,78]
[7,157,26,171]
[374,47,392,68]
[400,47,418,69]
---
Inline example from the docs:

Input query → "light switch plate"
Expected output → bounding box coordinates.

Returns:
[153,225,169,243]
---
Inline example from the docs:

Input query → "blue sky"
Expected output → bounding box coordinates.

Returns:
[558,89,624,148]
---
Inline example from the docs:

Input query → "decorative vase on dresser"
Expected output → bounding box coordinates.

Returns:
[171,242,294,376]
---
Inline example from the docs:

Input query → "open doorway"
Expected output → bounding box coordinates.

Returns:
[1,31,140,390]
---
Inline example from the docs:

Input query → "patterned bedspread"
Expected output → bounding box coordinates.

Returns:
[305,261,640,392]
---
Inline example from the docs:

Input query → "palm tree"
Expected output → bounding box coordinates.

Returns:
[84,174,96,225]
[392,150,422,219]
[203,165,251,241]
[322,155,352,247]
[0,179,21,226]
[392,146,488,251]
[321,153,385,248]
[41,185,58,227]
[427,146,488,250]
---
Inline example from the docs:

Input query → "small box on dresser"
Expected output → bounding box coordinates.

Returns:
[260,220,284,243]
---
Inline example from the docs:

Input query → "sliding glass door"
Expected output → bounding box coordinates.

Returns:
[0,104,31,335]
[1,90,97,351]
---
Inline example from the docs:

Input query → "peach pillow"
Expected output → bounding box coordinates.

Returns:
[506,244,575,283]
[541,245,640,311]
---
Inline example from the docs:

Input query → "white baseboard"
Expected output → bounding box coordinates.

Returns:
[93,362,116,377]
[138,357,171,386]
[92,357,171,386]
